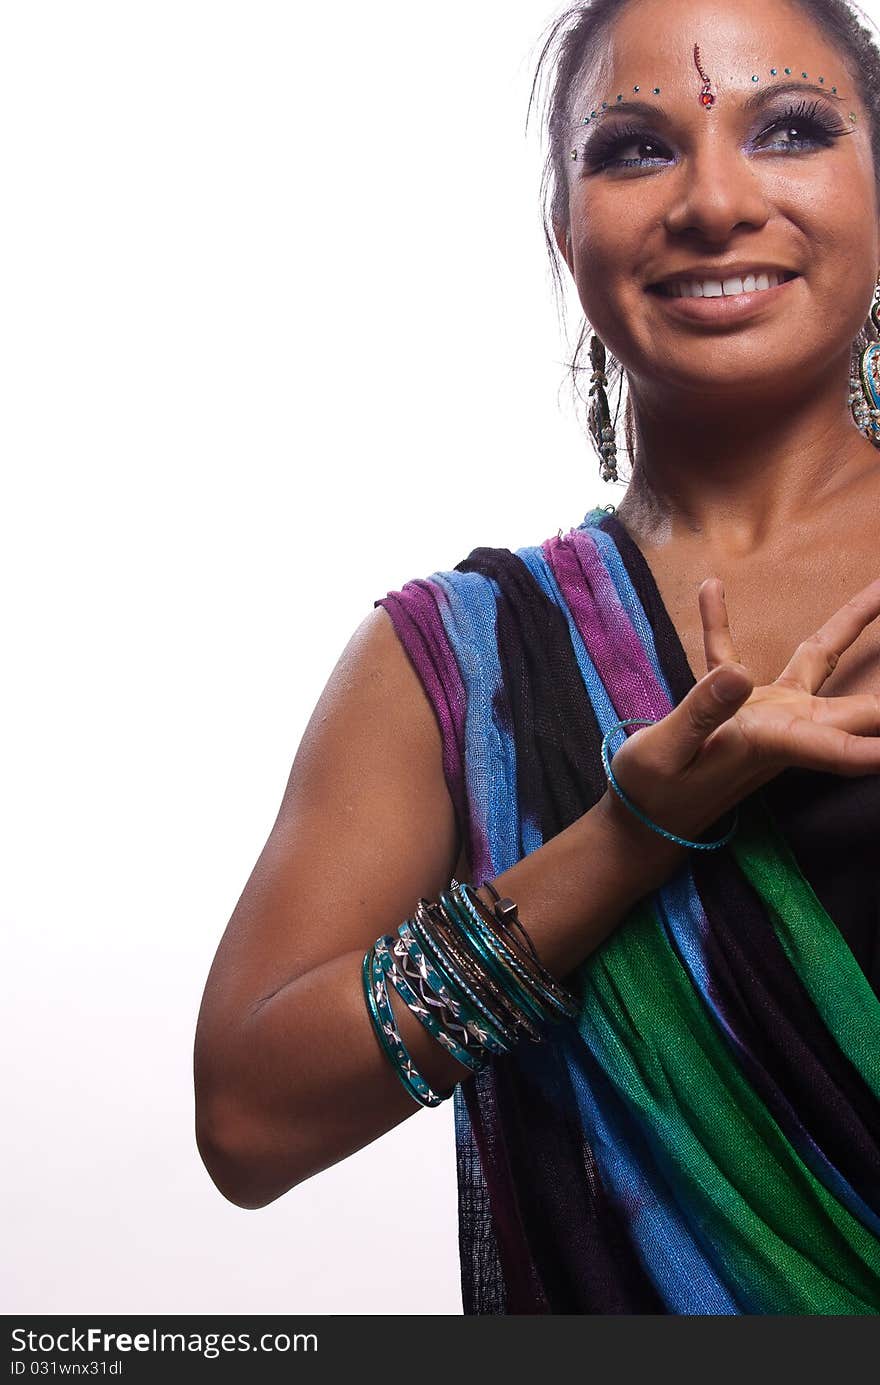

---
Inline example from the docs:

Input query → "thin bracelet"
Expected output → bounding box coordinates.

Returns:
[453,881,577,1022]
[456,879,575,1011]
[601,717,739,851]
[414,899,542,1044]
[418,899,545,1044]
[439,888,551,1030]
[474,878,541,961]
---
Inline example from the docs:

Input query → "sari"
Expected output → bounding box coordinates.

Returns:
[374,506,880,1314]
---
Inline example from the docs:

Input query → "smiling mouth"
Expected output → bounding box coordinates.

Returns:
[647,269,800,298]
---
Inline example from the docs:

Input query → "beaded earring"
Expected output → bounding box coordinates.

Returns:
[587,334,619,482]
[849,272,880,446]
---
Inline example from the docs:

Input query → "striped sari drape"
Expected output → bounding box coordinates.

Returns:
[374,507,880,1314]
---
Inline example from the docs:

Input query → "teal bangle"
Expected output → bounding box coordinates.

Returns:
[412,906,543,1044]
[362,945,447,1108]
[400,918,513,1055]
[452,881,577,1022]
[439,889,550,1030]
[601,717,739,850]
[374,935,488,1074]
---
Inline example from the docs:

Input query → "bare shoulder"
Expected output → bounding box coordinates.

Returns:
[280,605,462,854]
[201,604,469,1028]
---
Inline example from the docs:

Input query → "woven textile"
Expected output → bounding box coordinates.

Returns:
[374,507,880,1314]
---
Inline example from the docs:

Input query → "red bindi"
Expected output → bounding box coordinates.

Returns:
[694,44,716,107]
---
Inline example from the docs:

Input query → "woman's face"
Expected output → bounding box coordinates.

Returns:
[558,0,880,405]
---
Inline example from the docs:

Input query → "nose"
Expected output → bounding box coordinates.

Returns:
[663,140,771,242]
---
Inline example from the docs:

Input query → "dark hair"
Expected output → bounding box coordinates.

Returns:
[525,0,880,476]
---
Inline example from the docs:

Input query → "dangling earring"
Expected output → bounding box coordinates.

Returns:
[587,333,619,482]
[849,271,880,446]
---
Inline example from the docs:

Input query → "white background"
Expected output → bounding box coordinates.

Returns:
[8,0,875,1317]
[2,0,607,1315]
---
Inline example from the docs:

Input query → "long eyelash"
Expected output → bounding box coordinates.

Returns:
[755,97,852,145]
[582,121,662,171]
[581,97,853,172]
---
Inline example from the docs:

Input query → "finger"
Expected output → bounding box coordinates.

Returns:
[660,661,753,771]
[808,690,880,737]
[698,577,740,672]
[778,576,880,695]
[760,713,880,776]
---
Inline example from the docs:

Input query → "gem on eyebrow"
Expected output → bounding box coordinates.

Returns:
[751,74,759,82]
[653,86,660,94]
[784,66,791,73]
[770,67,777,75]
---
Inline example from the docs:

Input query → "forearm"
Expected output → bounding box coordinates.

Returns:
[196,788,689,1208]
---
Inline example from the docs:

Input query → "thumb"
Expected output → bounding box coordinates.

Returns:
[665,662,753,767]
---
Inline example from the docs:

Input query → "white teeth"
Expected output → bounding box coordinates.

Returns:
[661,270,789,297]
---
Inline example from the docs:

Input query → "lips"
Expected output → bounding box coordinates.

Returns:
[646,269,800,296]
[646,270,800,323]
[652,269,799,298]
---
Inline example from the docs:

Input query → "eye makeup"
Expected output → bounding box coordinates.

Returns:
[573,90,855,173]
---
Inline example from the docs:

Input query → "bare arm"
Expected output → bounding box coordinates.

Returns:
[192,604,694,1210]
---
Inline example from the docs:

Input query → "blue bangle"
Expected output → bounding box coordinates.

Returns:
[439,888,550,1030]
[600,717,739,851]
[414,902,544,1045]
[401,917,514,1055]
[374,935,489,1074]
[362,945,448,1107]
[451,881,577,1022]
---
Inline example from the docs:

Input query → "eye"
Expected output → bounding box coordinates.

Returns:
[751,100,852,153]
[581,124,674,173]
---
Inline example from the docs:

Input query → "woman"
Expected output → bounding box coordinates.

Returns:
[194,0,880,1313]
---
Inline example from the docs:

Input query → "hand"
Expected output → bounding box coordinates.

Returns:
[598,574,880,849]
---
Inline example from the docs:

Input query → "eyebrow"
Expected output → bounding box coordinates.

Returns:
[578,80,846,132]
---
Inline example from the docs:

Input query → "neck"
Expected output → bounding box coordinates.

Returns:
[616,346,880,557]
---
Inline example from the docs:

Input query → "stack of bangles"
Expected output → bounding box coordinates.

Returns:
[362,716,741,1108]
[362,878,578,1108]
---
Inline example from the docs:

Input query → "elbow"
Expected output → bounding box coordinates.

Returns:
[195,1103,268,1210]
[194,1089,313,1210]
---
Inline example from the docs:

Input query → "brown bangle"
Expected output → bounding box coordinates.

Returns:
[418,897,545,1044]
[480,879,542,961]
[467,882,578,1020]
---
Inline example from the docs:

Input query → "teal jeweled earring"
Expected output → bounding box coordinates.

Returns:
[587,334,619,482]
[849,273,880,445]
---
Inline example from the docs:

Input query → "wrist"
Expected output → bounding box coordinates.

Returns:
[593,786,691,887]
